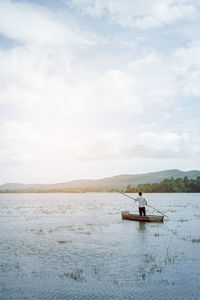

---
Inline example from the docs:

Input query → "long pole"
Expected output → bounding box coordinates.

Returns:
[113,189,168,217]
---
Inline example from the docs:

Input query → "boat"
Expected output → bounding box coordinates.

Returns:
[121,211,164,222]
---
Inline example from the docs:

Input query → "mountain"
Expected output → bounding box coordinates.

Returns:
[0,169,200,192]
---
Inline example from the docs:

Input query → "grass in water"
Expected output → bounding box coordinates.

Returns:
[154,233,160,237]
[192,238,200,243]
[49,225,75,233]
[144,254,156,263]
[78,231,91,235]
[57,240,72,244]
[60,269,85,282]
[32,229,43,234]
[57,240,67,244]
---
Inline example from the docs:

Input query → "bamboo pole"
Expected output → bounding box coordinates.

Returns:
[113,189,168,217]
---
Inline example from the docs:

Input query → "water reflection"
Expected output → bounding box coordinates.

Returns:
[138,221,146,232]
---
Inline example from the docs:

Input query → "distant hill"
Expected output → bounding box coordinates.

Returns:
[0,169,200,192]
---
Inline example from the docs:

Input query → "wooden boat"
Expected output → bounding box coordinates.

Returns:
[121,211,164,223]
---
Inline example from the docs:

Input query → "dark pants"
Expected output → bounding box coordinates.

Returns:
[139,207,146,216]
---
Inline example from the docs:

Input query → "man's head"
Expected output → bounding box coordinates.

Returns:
[139,192,142,196]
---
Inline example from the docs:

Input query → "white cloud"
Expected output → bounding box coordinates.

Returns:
[0,120,80,164]
[69,129,200,162]
[0,38,199,118]
[0,45,141,113]
[78,130,200,162]
[0,0,200,181]
[83,70,141,113]
[1,123,199,165]
[0,149,33,165]
[0,0,92,47]
[0,121,37,164]
[129,53,177,108]
[71,0,197,29]
[126,131,190,158]
[127,40,200,107]
[173,41,200,96]
[0,1,199,116]
[0,120,37,142]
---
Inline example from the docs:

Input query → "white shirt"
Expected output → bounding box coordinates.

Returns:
[136,196,147,208]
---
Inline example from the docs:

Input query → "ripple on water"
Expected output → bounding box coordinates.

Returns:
[1,193,200,300]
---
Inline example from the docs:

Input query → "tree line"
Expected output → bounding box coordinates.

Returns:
[124,176,200,193]
[1,176,200,193]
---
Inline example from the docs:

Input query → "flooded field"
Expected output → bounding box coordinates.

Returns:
[0,193,200,300]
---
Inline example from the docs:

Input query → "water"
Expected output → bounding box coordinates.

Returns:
[0,193,200,300]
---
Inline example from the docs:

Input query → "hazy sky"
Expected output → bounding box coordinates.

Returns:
[0,0,200,183]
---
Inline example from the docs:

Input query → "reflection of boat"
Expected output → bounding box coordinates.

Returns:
[121,211,164,223]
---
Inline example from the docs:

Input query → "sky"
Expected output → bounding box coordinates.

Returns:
[0,0,200,184]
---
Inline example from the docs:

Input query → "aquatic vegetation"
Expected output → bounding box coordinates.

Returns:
[77,231,91,235]
[57,240,72,244]
[164,255,176,265]
[150,264,162,273]
[49,225,75,233]
[57,240,67,244]
[0,263,9,272]
[113,280,119,286]
[15,263,23,272]
[60,269,85,282]
[31,229,43,234]
[154,233,160,237]
[138,263,163,280]
[40,209,51,214]
[191,238,200,243]
[155,279,175,286]
[31,271,38,277]
[77,227,84,230]
[164,248,178,266]
[1,193,200,299]
[144,254,156,263]
[137,267,147,280]
[93,266,100,276]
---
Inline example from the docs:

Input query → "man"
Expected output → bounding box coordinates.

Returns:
[136,192,147,216]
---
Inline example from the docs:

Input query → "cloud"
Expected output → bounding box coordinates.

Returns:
[127,40,200,108]
[173,41,200,96]
[0,120,37,142]
[1,123,199,165]
[70,0,197,29]
[0,120,37,164]
[0,0,92,47]
[0,38,199,118]
[0,119,80,164]
[78,130,200,162]
[0,1,199,116]
[128,53,177,108]
[0,44,141,113]
[0,0,200,180]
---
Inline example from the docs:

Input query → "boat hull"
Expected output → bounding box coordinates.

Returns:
[121,211,164,222]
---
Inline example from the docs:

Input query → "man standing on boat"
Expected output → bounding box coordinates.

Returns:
[136,192,147,216]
